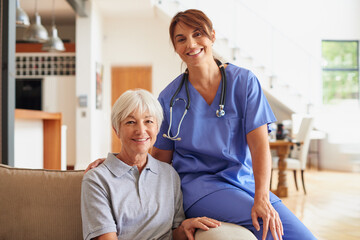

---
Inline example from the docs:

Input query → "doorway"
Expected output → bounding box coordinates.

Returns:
[111,66,152,153]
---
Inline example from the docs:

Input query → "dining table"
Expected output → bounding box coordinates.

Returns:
[269,140,300,198]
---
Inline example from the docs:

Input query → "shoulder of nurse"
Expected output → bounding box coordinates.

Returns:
[159,74,185,98]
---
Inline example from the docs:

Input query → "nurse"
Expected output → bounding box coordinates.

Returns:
[151,9,316,240]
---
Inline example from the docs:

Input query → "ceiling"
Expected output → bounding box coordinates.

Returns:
[19,0,154,26]
[19,0,76,25]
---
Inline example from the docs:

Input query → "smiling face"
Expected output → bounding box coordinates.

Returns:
[173,22,215,67]
[117,110,158,157]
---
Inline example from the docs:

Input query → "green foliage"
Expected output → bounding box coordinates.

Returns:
[322,41,358,69]
[322,41,359,104]
[323,71,359,104]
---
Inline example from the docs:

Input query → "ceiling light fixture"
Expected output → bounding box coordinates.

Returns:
[16,0,30,28]
[42,26,65,52]
[23,0,49,42]
[42,0,65,52]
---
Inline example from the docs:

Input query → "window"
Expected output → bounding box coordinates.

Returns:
[322,40,359,105]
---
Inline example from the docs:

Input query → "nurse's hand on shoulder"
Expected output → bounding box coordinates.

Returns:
[173,217,221,240]
[84,158,106,174]
[251,195,283,240]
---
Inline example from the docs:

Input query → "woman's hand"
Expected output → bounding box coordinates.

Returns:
[173,217,221,240]
[251,195,283,240]
[84,158,106,173]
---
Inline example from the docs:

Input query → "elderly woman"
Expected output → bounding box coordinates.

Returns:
[81,89,220,240]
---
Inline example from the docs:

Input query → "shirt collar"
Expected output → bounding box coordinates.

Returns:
[104,153,159,178]
[144,154,159,175]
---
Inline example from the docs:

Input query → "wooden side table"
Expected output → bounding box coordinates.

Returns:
[270,140,298,197]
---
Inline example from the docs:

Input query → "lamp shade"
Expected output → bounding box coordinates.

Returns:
[23,13,49,42]
[16,0,30,28]
[42,26,65,52]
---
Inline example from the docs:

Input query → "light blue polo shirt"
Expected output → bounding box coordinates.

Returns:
[81,153,185,240]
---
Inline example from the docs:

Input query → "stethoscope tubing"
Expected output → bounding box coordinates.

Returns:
[163,59,227,141]
[170,70,190,110]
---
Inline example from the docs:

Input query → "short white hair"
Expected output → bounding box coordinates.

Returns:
[111,89,163,134]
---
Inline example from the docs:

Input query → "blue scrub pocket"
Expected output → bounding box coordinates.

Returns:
[227,117,246,156]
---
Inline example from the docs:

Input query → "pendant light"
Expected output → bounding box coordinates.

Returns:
[42,26,65,52]
[16,0,30,28]
[23,0,49,42]
[42,0,65,52]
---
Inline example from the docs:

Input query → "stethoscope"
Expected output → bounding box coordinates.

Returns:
[163,59,227,141]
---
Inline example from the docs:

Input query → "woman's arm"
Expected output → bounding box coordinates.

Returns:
[81,177,118,240]
[247,124,283,240]
[93,232,117,240]
[151,147,173,164]
[84,158,106,173]
[173,217,221,240]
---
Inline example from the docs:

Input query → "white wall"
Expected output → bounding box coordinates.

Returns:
[75,0,108,170]
[14,119,43,169]
[43,76,76,166]
[90,0,108,165]
[102,14,182,98]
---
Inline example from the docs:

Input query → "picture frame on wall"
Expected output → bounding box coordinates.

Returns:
[96,62,103,109]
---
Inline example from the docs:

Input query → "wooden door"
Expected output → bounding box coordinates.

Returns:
[111,66,152,153]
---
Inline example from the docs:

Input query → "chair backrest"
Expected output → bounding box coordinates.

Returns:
[292,117,314,169]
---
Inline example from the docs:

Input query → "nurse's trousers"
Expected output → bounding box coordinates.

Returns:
[185,188,317,240]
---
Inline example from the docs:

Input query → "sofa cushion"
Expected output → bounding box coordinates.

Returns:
[195,222,257,240]
[0,164,84,240]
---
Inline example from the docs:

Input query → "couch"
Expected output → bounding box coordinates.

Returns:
[0,164,256,240]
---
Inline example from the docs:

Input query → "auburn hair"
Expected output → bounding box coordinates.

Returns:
[169,9,213,49]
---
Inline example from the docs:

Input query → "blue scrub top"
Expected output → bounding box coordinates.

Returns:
[154,63,279,211]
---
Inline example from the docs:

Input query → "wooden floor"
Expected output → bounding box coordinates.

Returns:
[272,169,360,240]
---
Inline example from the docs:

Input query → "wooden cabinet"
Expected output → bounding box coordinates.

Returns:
[15,109,62,170]
[16,43,75,53]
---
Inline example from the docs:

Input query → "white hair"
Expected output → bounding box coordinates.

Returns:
[111,89,163,134]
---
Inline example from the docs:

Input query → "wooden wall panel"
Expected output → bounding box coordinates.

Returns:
[111,66,152,153]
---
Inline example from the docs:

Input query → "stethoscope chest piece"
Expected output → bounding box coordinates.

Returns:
[216,105,225,117]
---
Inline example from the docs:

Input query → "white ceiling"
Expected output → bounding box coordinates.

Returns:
[94,0,153,18]
[19,0,154,25]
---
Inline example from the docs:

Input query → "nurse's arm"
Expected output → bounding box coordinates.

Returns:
[247,124,283,240]
[151,147,173,164]
[246,124,272,202]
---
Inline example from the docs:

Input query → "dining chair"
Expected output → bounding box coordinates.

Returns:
[271,117,314,194]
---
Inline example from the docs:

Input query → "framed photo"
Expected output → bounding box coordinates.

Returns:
[96,63,103,109]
